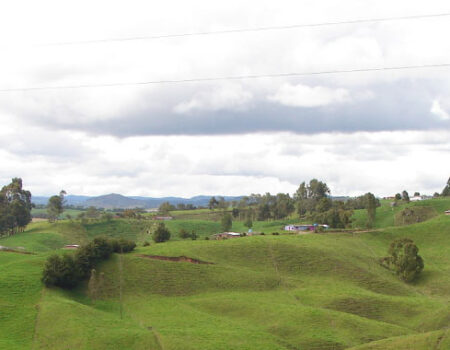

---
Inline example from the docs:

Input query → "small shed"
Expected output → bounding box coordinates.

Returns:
[214,232,241,240]
[445,210,450,216]
[64,244,80,249]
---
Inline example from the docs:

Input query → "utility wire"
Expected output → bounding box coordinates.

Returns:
[32,12,450,47]
[1,63,449,92]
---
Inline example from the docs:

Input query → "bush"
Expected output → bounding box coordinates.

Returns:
[179,228,191,239]
[191,231,197,240]
[272,232,279,236]
[204,236,209,240]
[153,222,171,243]
[42,254,79,288]
[143,241,150,247]
[381,238,424,282]
[260,232,265,235]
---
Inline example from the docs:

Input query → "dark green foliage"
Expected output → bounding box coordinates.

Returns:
[402,190,410,203]
[231,208,240,218]
[381,238,424,282]
[395,193,402,200]
[221,213,232,232]
[272,232,279,236]
[179,228,191,239]
[41,254,79,288]
[191,231,197,240]
[311,202,353,229]
[208,196,219,209]
[110,237,136,253]
[143,241,150,247]
[204,236,209,240]
[42,237,136,289]
[153,222,171,243]
[47,190,66,222]
[0,178,32,236]
[294,179,330,216]
[442,177,450,196]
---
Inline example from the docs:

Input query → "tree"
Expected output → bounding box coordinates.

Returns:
[414,192,420,197]
[221,213,232,232]
[381,238,424,282]
[0,178,32,235]
[208,196,219,210]
[442,177,450,197]
[395,193,402,201]
[153,222,171,243]
[217,196,227,209]
[402,190,410,203]
[47,190,66,222]
[159,202,174,215]
[365,192,377,228]
[294,179,330,216]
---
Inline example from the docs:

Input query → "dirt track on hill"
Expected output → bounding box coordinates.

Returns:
[138,254,214,265]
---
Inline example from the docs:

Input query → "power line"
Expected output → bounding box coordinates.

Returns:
[1,63,449,92]
[33,12,450,47]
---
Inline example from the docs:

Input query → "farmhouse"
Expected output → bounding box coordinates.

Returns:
[214,232,241,239]
[284,224,329,232]
[445,210,450,215]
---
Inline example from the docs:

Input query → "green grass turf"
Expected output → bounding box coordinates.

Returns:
[0,197,448,349]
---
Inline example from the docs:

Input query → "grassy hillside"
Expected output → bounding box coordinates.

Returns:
[0,198,449,349]
[351,198,449,229]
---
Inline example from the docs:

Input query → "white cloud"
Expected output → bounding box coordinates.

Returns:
[268,83,350,107]
[431,99,450,120]
[174,83,253,113]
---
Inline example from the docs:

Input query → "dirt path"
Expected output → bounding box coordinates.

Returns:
[138,254,213,265]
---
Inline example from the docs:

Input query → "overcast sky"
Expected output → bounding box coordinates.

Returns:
[0,0,449,197]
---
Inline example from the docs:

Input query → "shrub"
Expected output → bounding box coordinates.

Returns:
[153,222,171,243]
[204,236,209,240]
[381,238,424,282]
[191,231,197,240]
[42,254,79,288]
[143,241,150,247]
[260,232,265,235]
[179,228,191,239]
[272,232,279,236]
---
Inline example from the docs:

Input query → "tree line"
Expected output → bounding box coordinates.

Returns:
[42,236,136,289]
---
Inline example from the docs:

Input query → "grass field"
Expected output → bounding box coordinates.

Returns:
[1,198,449,349]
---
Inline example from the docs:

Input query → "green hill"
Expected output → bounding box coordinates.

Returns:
[1,198,449,349]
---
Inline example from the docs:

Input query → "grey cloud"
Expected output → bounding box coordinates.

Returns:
[2,79,449,137]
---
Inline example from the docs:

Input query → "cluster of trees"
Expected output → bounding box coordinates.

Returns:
[380,238,424,282]
[42,236,136,289]
[0,178,32,236]
[293,179,353,228]
[159,201,198,214]
[208,196,229,210]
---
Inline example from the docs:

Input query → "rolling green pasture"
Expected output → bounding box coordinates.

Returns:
[0,198,449,349]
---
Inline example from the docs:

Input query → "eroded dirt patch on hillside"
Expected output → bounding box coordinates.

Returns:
[139,254,214,265]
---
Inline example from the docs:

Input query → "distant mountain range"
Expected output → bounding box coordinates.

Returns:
[32,193,243,209]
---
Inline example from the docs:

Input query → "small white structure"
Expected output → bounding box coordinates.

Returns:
[445,210,450,216]
[410,196,423,202]
[214,232,241,239]
[64,244,80,249]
